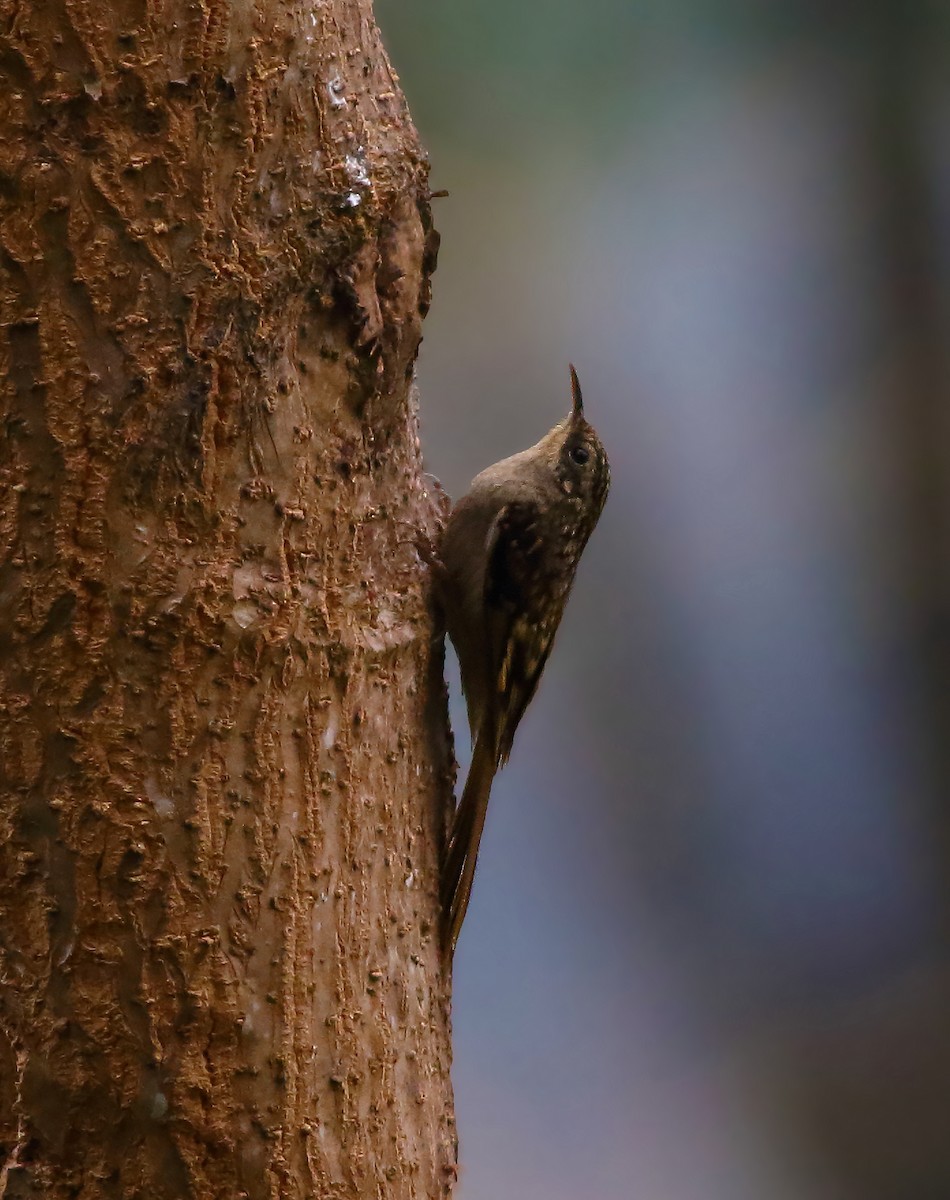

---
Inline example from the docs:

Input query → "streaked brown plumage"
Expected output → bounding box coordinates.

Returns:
[439,365,610,954]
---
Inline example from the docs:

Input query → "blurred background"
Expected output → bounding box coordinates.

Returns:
[378,4,950,1197]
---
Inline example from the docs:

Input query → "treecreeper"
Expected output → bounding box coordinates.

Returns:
[439,366,610,954]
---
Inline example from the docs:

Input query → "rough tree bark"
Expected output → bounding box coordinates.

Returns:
[0,0,455,1196]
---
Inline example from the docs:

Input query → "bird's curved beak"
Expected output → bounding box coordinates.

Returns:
[569,363,584,420]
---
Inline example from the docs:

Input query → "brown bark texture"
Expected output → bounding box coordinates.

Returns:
[0,0,455,1196]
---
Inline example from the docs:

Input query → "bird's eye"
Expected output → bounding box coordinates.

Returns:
[570,444,590,466]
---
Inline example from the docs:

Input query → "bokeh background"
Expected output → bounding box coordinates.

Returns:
[378,4,950,1197]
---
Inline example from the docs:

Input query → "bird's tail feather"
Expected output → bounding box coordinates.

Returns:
[442,726,498,955]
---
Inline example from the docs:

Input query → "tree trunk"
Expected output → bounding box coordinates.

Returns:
[0,1,455,1196]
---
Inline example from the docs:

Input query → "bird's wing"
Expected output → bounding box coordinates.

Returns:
[483,500,564,765]
[442,500,567,954]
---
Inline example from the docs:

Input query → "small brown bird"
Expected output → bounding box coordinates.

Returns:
[439,365,610,953]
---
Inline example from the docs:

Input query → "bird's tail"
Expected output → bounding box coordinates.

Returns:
[442,724,498,956]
